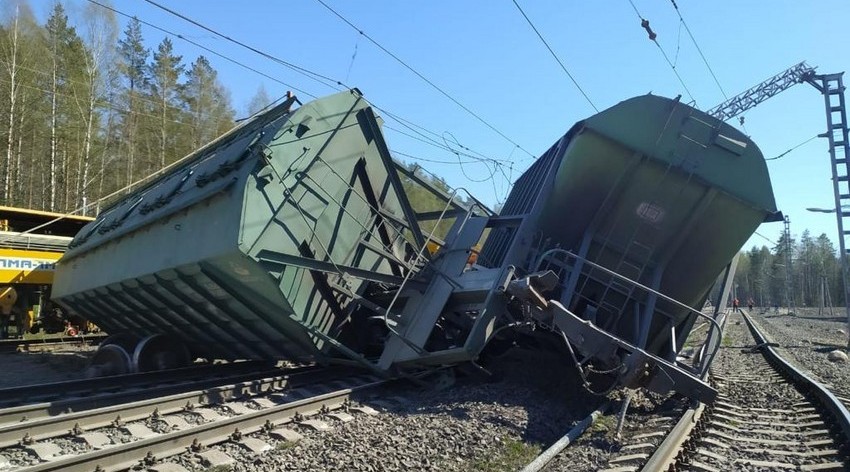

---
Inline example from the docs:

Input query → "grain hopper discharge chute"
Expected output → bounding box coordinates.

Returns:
[53,91,777,403]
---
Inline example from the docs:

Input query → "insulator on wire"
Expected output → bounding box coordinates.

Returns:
[641,19,657,40]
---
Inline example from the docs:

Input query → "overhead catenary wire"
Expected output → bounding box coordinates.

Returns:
[93,0,517,185]
[384,124,511,168]
[766,135,819,161]
[378,106,509,165]
[85,0,323,99]
[142,0,343,92]
[313,0,536,160]
[145,0,534,165]
[625,0,696,105]
[86,0,519,206]
[668,0,728,100]
[391,149,479,166]
[382,110,518,200]
[510,0,598,113]
[388,124,513,201]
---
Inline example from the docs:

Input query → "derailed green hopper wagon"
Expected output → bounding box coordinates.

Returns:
[54,90,435,365]
[482,95,779,400]
[54,91,777,403]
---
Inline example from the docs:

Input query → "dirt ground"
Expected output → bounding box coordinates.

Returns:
[0,344,96,389]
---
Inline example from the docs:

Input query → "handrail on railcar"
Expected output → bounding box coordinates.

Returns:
[533,248,723,377]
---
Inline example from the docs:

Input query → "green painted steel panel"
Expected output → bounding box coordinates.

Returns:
[580,94,775,213]
[485,94,777,362]
[53,90,421,362]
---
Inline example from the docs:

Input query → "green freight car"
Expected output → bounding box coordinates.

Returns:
[54,90,433,369]
[53,91,777,402]
[482,94,779,398]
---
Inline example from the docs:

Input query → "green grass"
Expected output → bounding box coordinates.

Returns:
[466,438,541,472]
[275,441,298,451]
[589,414,615,434]
[203,466,232,472]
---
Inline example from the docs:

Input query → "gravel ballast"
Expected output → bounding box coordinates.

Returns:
[673,310,845,471]
[748,307,850,398]
[165,348,597,472]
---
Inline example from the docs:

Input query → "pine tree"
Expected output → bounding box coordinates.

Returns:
[46,3,90,211]
[117,17,148,191]
[47,3,69,210]
[184,55,234,148]
[148,37,184,170]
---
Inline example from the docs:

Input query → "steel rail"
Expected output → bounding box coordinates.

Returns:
[740,311,850,442]
[0,364,314,426]
[23,375,386,472]
[639,311,850,471]
[0,334,107,353]
[0,360,275,407]
[0,366,350,448]
[639,402,705,471]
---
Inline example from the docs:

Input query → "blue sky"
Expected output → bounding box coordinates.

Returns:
[52,0,850,251]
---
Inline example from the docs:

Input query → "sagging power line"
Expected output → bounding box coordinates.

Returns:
[124,0,524,201]
[625,0,696,105]
[511,0,599,113]
[312,0,536,160]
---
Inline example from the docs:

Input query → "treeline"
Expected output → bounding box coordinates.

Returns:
[734,230,844,307]
[0,1,236,214]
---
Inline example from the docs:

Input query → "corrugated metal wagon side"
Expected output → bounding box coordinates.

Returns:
[53,90,424,365]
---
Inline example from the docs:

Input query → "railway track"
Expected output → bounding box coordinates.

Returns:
[0,362,316,427]
[0,335,107,354]
[638,310,849,471]
[753,310,850,414]
[522,309,850,471]
[0,366,384,471]
[0,360,279,408]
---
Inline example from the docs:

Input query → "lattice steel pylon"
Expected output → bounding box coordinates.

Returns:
[783,215,795,314]
[808,73,850,347]
[707,62,816,122]
[819,272,835,317]
[707,64,850,348]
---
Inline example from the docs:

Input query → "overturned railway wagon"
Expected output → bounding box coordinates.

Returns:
[53,90,777,402]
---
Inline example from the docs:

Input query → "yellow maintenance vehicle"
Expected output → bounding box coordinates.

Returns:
[0,206,94,338]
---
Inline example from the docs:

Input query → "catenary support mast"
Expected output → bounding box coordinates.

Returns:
[708,64,850,349]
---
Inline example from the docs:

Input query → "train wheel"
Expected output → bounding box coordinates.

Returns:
[100,333,142,353]
[132,334,191,372]
[86,344,133,377]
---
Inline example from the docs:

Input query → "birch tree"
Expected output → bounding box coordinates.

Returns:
[246,84,271,116]
[0,2,37,204]
[75,0,117,213]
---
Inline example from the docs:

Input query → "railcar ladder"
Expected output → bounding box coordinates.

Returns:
[811,74,850,339]
[594,118,707,335]
[597,235,657,326]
